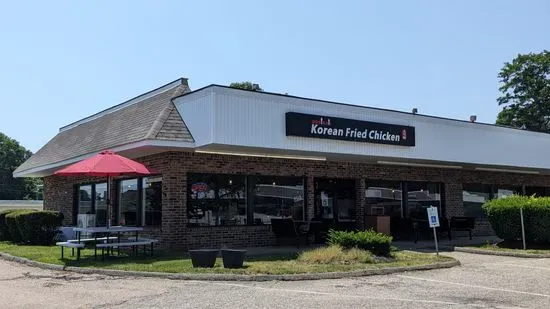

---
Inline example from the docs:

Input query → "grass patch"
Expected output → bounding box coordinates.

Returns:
[298,245,374,264]
[468,242,550,255]
[0,242,454,275]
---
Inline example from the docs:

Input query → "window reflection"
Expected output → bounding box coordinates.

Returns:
[188,174,246,226]
[78,185,92,215]
[365,181,402,217]
[143,177,162,226]
[95,183,108,226]
[462,184,491,218]
[406,182,441,219]
[119,179,138,226]
[251,176,304,224]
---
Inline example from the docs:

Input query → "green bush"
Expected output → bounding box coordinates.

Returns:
[0,210,17,240]
[16,211,64,245]
[327,229,393,256]
[5,210,36,243]
[483,195,550,244]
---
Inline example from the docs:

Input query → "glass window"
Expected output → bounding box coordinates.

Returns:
[365,181,402,217]
[78,185,93,215]
[119,179,139,226]
[462,184,491,218]
[406,182,442,219]
[143,177,162,226]
[251,176,304,224]
[188,174,246,226]
[95,183,108,226]
[526,186,550,197]
[496,185,521,198]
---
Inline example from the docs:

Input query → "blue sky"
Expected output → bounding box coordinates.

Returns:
[1,1,548,152]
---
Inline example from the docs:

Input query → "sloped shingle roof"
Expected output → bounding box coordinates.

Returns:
[15,79,193,175]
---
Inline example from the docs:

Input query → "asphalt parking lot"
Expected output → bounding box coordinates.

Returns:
[1,251,549,309]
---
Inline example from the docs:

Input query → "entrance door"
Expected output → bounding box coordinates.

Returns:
[314,178,356,230]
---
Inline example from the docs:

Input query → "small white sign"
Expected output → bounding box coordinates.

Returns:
[427,206,440,228]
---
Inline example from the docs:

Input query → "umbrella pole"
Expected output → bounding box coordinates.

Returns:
[107,175,112,228]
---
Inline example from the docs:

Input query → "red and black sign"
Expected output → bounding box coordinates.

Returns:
[285,112,415,147]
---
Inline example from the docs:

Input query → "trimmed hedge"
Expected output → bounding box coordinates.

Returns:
[327,229,393,256]
[483,195,550,244]
[0,210,19,240]
[5,210,36,243]
[4,210,63,245]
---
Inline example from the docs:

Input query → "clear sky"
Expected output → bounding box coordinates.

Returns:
[1,1,548,152]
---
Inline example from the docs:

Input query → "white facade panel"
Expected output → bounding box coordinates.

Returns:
[179,86,550,170]
[174,88,215,147]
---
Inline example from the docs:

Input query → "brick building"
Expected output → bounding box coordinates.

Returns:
[14,78,550,249]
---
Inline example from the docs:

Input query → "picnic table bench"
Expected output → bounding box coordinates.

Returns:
[56,226,158,261]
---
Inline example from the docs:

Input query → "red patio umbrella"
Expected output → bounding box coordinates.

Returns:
[54,150,156,227]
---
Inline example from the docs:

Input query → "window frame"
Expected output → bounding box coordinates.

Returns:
[73,182,107,225]
[186,173,307,227]
[115,176,163,227]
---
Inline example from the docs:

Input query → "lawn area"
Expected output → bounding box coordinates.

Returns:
[467,242,550,255]
[0,242,454,275]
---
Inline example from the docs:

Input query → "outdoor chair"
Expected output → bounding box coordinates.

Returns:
[270,218,310,248]
[449,216,475,240]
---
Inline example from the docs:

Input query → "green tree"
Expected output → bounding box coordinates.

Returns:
[496,50,550,132]
[0,133,41,200]
[229,81,263,91]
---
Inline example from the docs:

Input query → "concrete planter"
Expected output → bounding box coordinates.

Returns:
[221,249,247,269]
[189,249,219,268]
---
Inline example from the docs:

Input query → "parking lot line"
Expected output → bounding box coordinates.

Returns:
[493,263,550,271]
[396,275,550,298]
[211,282,478,307]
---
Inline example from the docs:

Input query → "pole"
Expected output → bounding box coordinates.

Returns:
[107,175,112,228]
[520,207,526,250]
[433,227,439,255]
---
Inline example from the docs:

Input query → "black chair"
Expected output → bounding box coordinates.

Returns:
[449,217,476,240]
[270,218,309,247]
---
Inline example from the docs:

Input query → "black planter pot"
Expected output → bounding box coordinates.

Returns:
[221,249,247,269]
[189,249,219,268]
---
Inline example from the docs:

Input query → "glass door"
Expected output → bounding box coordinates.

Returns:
[314,178,356,230]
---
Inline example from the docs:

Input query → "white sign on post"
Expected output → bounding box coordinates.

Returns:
[426,206,440,255]
[427,206,440,228]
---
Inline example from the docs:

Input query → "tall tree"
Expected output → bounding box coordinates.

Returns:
[496,50,550,132]
[0,133,41,199]
[229,81,263,91]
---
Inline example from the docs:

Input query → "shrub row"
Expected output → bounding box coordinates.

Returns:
[327,229,393,256]
[483,195,550,244]
[0,209,63,245]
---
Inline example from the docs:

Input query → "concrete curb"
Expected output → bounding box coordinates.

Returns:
[454,247,550,258]
[0,252,460,281]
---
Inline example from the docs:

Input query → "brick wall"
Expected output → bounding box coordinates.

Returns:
[43,151,550,248]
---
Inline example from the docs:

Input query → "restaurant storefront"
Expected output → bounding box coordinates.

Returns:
[15,78,550,249]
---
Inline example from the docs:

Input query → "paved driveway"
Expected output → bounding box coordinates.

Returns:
[1,251,550,308]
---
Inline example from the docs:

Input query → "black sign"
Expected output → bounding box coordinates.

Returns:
[285,112,415,147]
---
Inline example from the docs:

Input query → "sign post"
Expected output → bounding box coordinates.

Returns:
[427,206,440,255]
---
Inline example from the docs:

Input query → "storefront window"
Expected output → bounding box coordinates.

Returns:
[406,182,442,219]
[525,186,550,197]
[143,177,162,226]
[251,176,304,224]
[119,179,138,226]
[78,185,92,215]
[365,181,402,217]
[496,185,521,198]
[94,183,108,226]
[187,174,246,226]
[462,184,491,218]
